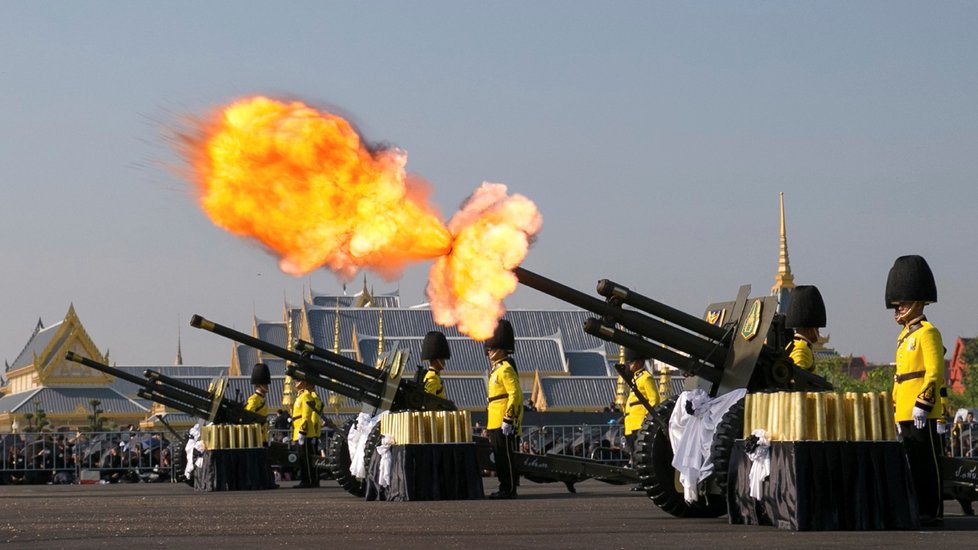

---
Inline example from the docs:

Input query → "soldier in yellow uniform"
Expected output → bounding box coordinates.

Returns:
[484,319,522,499]
[785,285,826,371]
[421,331,450,399]
[622,347,659,490]
[245,362,271,445]
[291,379,323,489]
[886,254,945,525]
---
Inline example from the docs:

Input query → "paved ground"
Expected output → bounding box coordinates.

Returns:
[1,478,976,549]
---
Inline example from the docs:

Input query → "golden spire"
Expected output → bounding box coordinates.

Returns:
[328,300,342,410]
[614,343,627,410]
[771,192,795,295]
[282,303,295,409]
[332,300,341,354]
[375,307,384,368]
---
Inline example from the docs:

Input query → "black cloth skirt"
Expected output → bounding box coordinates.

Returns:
[365,444,484,501]
[727,440,919,530]
[195,448,277,491]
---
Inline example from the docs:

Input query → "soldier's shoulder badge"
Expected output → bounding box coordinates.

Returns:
[740,299,762,341]
[706,308,726,327]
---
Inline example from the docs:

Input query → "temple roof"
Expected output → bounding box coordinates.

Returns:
[0,386,148,415]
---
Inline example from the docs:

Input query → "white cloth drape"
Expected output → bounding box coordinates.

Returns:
[746,429,771,500]
[375,436,394,488]
[348,411,387,479]
[669,388,747,502]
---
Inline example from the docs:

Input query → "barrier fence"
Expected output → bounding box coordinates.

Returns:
[15,421,971,486]
[1,430,176,485]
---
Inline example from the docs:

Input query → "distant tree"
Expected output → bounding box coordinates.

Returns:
[949,339,978,411]
[87,399,105,431]
[23,400,51,432]
[813,355,893,393]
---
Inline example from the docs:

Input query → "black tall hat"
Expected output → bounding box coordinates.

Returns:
[483,319,515,352]
[623,347,650,363]
[251,362,271,385]
[421,331,451,361]
[885,255,937,309]
[785,285,827,328]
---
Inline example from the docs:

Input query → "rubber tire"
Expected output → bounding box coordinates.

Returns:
[169,437,193,487]
[708,397,745,498]
[633,397,727,518]
[326,418,381,497]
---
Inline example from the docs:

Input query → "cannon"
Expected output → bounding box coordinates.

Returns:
[64,351,276,485]
[512,266,833,517]
[190,314,640,495]
[65,351,266,426]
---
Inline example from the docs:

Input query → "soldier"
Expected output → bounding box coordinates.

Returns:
[886,254,945,525]
[245,363,271,416]
[291,379,323,489]
[246,362,271,446]
[484,319,522,499]
[622,347,659,491]
[785,285,826,372]
[421,331,450,399]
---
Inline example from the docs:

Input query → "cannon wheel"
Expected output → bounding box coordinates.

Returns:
[708,397,745,499]
[170,437,193,487]
[326,418,381,497]
[634,397,727,518]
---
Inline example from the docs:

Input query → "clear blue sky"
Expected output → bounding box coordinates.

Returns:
[2,2,976,367]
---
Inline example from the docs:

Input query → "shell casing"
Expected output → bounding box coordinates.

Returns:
[849,392,866,441]
[744,394,754,439]
[867,392,882,441]
[880,391,896,441]
[813,392,827,441]
[791,392,805,441]
[832,392,846,441]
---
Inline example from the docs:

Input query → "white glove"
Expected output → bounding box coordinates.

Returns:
[297,433,306,445]
[501,419,514,436]
[936,421,947,435]
[895,422,902,435]
[912,407,928,429]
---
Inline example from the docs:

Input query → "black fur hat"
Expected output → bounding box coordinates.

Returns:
[421,331,451,361]
[623,347,650,363]
[483,319,515,352]
[251,362,271,385]
[785,285,826,328]
[885,255,937,309]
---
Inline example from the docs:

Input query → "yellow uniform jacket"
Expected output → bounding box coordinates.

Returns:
[245,391,269,417]
[291,389,323,439]
[423,369,446,399]
[788,337,815,372]
[893,320,945,423]
[487,358,523,434]
[624,370,659,436]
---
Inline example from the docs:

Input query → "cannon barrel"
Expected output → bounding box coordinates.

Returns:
[584,318,723,384]
[596,278,727,341]
[514,267,727,368]
[191,314,456,412]
[65,351,265,425]
[190,314,386,398]
[65,351,147,386]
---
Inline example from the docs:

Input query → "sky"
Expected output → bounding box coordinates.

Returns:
[1,2,977,369]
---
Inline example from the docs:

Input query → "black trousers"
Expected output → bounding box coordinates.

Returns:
[487,428,518,495]
[899,420,943,521]
[297,437,320,487]
[624,433,637,467]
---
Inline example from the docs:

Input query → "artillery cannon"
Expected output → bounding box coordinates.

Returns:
[65,351,266,426]
[512,266,833,517]
[190,314,640,495]
[64,351,274,485]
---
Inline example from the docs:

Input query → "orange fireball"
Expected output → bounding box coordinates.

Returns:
[182,96,542,340]
[184,96,451,279]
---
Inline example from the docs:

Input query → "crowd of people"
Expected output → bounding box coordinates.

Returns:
[1,427,175,485]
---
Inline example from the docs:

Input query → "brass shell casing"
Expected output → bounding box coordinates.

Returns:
[813,392,827,441]
[867,392,882,441]
[832,392,847,441]
[880,391,897,441]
